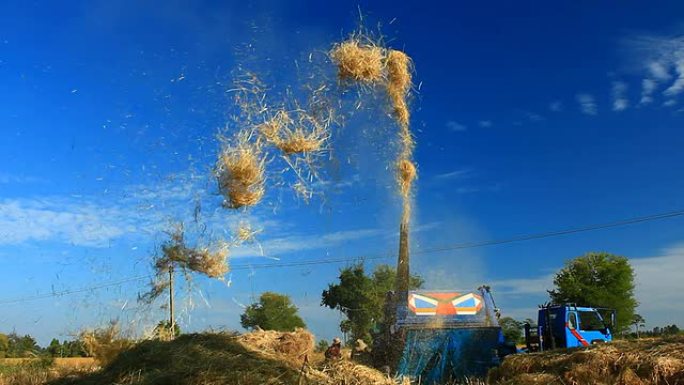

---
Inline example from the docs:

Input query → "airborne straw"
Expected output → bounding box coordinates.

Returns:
[216,132,266,209]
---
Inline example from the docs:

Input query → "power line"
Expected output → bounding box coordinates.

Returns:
[0,275,153,305]
[232,208,684,270]
[1,208,683,305]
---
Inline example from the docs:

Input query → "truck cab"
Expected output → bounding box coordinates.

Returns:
[525,305,614,351]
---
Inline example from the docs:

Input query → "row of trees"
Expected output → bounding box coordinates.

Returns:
[0,333,87,358]
[237,252,672,347]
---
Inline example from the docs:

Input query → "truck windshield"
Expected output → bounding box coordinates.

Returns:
[578,311,605,331]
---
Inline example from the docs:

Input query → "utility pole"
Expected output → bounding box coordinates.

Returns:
[169,264,175,337]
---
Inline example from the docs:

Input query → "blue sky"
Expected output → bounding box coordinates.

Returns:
[1,0,684,345]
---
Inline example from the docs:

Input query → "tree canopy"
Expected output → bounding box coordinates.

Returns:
[240,292,306,331]
[321,263,423,343]
[548,252,637,334]
[499,317,524,344]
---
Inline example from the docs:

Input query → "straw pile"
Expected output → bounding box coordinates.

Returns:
[321,360,394,385]
[488,336,684,385]
[330,39,385,83]
[216,135,265,209]
[79,322,133,367]
[238,328,315,364]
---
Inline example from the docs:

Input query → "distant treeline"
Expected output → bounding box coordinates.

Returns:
[0,332,88,358]
[627,324,681,339]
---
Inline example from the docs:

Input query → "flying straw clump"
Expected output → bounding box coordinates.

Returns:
[258,110,291,144]
[330,39,385,83]
[187,246,229,279]
[216,134,266,209]
[397,159,417,197]
[386,50,412,127]
[275,119,328,155]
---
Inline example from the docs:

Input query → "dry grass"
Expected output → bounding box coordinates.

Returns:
[386,50,412,128]
[79,322,133,367]
[330,39,385,83]
[53,331,394,385]
[238,328,314,365]
[0,360,93,385]
[488,336,684,385]
[147,227,230,288]
[275,124,327,155]
[216,133,265,209]
[397,159,416,197]
[186,247,229,279]
[258,110,291,144]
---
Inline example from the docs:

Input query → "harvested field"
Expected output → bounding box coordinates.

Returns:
[488,336,684,385]
[50,331,394,385]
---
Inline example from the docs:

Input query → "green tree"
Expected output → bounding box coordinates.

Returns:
[47,338,62,357]
[0,333,8,358]
[548,252,637,334]
[632,314,646,338]
[499,317,524,344]
[315,339,330,353]
[321,263,423,343]
[240,292,306,331]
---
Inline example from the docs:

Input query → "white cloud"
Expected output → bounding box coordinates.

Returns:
[641,79,657,104]
[631,244,684,326]
[624,34,684,103]
[230,228,383,258]
[0,198,130,247]
[664,99,677,107]
[446,121,467,132]
[576,93,597,115]
[478,120,492,128]
[664,60,684,97]
[489,243,684,328]
[612,81,629,111]
[549,101,563,112]
[647,61,672,81]
[0,173,44,184]
[433,169,471,181]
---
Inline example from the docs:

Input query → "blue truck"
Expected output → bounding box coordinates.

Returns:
[524,304,615,351]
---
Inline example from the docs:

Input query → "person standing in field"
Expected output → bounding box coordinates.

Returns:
[324,337,342,360]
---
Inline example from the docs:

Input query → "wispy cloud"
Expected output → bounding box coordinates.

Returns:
[549,101,563,112]
[231,228,383,258]
[433,169,471,181]
[623,34,684,104]
[478,120,492,128]
[446,121,467,132]
[0,198,131,247]
[612,81,629,111]
[0,173,44,185]
[641,79,657,104]
[576,93,597,115]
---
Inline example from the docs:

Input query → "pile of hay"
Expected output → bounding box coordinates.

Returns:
[321,360,394,385]
[488,336,684,385]
[54,331,395,385]
[330,39,384,83]
[79,322,133,367]
[216,136,265,209]
[238,328,315,364]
